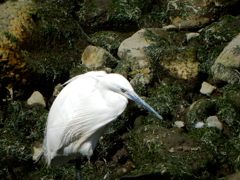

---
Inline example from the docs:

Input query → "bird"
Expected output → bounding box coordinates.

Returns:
[42,71,163,179]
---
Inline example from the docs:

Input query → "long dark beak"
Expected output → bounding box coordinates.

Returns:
[127,91,163,120]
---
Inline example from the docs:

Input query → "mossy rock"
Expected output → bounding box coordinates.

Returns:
[200,15,240,47]
[210,33,240,84]
[144,30,200,85]
[188,127,240,176]
[184,99,215,131]
[139,82,188,124]
[0,0,37,87]
[189,15,240,79]
[125,125,215,179]
[20,0,87,83]
[78,0,143,26]
[185,91,239,135]
[222,83,240,112]
[81,45,118,70]
[77,0,112,26]
[114,58,131,78]
[78,0,169,27]
[89,31,122,54]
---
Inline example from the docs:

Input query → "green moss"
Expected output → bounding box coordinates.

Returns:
[114,58,130,78]
[200,15,240,47]
[126,125,215,179]
[185,99,215,130]
[227,137,240,171]
[139,82,188,125]
[187,127,240,173]
[140,2,169,26]
[143,30,197,82]
[197,46,224,76]
[109,0,142,24]
[211,85,240,137]
[20,0,84,79]
[222,83,240,112]
[144,28,170,45]
[89,31,122,54]
[28,163,76,180]
[4,101,47,142]
[69,65,89,78]
[0,100,48,179]
[189,15,240,79]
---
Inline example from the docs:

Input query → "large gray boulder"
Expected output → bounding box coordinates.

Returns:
[211,33,240,84]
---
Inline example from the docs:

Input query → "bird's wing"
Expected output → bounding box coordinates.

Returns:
[58,100,121,155]
[45,72,106,146]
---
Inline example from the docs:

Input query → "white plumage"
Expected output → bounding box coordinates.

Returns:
[43,71,162,166]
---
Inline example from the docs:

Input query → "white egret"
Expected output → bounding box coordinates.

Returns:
[43,71,163,179]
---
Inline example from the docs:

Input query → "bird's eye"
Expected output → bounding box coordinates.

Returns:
[120,88,126,93]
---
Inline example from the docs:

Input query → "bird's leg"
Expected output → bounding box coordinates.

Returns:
[76,157,81,180]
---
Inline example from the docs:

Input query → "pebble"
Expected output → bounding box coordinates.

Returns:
[195,122,204,128]
[52,83,62,96]
[168,147,175,153]
[162,24,177,31]
[174,121,184,128]
[206,116,223,130]
[32,142,43,161]
[27,91,46,107]
[186,32,200,41]
[200,81,216,95]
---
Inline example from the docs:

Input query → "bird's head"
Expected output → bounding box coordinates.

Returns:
[102,73,163,120]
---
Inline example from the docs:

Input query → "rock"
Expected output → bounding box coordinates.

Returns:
[195,122,204,129]
[223,84,240,112]
[168,0,240,30]
[206,116,223,131]
[201,15,240,47]
[130,73,152,95]
[118,28,199,82]
[77,0,111,26]
[225,171,240,180]
[162,25,177,31]
[168,147,175,153]
[114,59,130,78]
[128,125,211,179]
[213,96,239,137]
[32,142,43,161]
[116,160,135,176]
[0,0,36,88]
[130,73,151,87]
[161,46,199,80]
[185,99,215,131]
[118,28,155,71]
[186,32,199,41]
[200,81,216,95]
[89,31,122,54]
[118,28,166,90]
[81,45,117,70]
[5,85,13,99]
[52,83,62,97]
[134,116,144,128]
[78,0,142,26]
[27,91,46,107]
[174,121,184,128]
[170,15,210,30]
[211,33,240,84]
